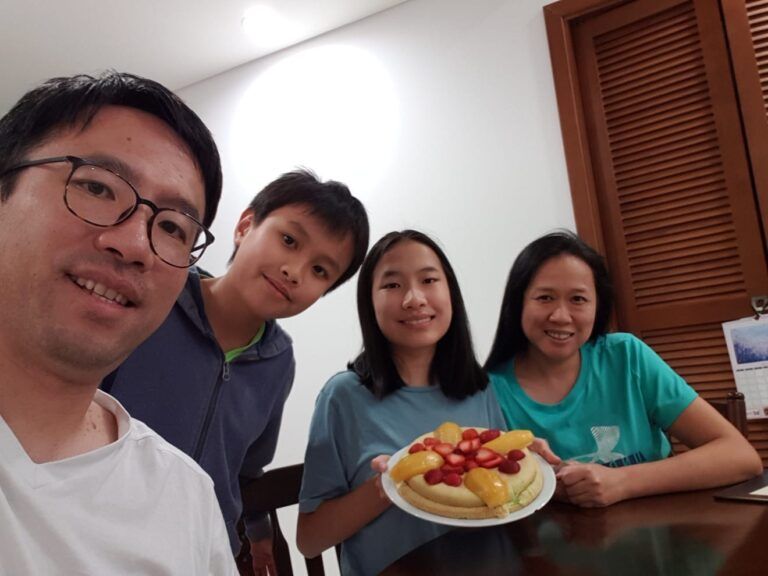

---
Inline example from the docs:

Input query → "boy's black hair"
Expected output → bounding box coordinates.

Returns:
[234,169,369,292]
[0,71,222,227]
[484,229,614,371]
[349,229,487,400]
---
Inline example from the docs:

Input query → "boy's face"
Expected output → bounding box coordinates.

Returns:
[229,204,354,321]
[0,106,205,379]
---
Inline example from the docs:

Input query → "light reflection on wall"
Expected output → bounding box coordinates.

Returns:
[230,45,399,197]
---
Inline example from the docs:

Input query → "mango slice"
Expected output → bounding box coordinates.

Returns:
[481,430,534,454]
[389,451,444,482]
[434,421,463,445]
[464,467,509,508]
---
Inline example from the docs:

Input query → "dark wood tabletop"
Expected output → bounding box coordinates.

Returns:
[381,479,768,576]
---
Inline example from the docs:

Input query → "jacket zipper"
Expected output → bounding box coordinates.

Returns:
[192,359,230,461]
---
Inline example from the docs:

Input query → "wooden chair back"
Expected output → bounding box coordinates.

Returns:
[237,463,327,576]
[709,391,749,438]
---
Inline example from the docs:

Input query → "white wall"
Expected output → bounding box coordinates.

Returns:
[179,0,574,573]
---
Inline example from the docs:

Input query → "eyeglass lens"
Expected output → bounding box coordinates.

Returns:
[65,164,205,267]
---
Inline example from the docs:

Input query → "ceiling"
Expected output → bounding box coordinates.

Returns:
[0,0,407,115]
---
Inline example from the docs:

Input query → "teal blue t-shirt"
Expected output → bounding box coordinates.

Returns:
[490,333,697,465]
[299,370,506,576]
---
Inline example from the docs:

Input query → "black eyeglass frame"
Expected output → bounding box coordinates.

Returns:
[0,155,215,268]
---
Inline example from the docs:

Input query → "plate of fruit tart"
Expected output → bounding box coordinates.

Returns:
[381,421,555,527]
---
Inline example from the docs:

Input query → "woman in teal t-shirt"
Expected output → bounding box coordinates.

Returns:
[485,230,761,508]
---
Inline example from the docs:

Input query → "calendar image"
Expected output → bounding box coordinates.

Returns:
[722,316,768,420]
[731,323,768,364]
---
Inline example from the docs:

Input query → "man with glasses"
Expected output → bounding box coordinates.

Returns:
[0,72,237,574]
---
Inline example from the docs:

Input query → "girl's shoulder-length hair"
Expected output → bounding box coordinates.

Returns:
[349,229,488,400]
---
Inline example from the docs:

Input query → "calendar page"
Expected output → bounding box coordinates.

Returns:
[722,315,768,420]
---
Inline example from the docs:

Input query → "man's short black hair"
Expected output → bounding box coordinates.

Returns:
[235,169,369,292]
[0,71,222,227]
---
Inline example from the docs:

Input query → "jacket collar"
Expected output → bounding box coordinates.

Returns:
[177,267,292,361]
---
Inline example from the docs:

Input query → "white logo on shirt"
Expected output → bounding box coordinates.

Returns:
[574,425,626,463]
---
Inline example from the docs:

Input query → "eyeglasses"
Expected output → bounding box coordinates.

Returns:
[0,155,214,268]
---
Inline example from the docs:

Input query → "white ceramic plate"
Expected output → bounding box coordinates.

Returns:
[381,447,556,527]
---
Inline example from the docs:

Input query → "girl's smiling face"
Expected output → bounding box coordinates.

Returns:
[371,240,452,358]
[521,254,597,364]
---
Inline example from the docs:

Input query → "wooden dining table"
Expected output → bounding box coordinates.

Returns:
[381,478,768,575]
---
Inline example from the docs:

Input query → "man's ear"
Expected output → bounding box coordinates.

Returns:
[234,209,256,247]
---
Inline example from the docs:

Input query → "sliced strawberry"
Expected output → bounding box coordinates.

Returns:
[469,438,482,451]
[499,459,521,474]
[444,453,466,466]
[461,428,479,440]
[433,442,455,457]
[474,448,499,463]
[440,464,464,475]
[442,472,462,487]
[479,455,504,468]
[424,468,443,485]
[464,459,479,471]
[408,443,425,454]
[479,429,501,443]
[423,437,439,447]
[507,449,526,461]
[457,439,473,454]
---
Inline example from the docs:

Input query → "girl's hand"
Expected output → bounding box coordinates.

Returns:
[370,455,391,501]
[555,461,627,507]
[529,437,562,466]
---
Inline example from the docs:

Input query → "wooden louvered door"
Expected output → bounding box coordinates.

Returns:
[547,0,768,460]
[723,0,768,245]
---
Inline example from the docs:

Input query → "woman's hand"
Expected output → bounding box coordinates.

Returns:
[555,461,626,507]
[529,437,562,466]
[370,455,391,501]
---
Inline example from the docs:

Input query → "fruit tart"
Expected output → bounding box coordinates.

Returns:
[388,422,544,520]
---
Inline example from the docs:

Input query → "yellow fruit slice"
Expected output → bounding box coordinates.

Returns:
[434,421,462,445]
[389,451,444,483]
[482,430,534,453]
[464,468,509,508]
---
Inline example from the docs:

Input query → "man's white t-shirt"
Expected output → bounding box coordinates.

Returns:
[0,390,237,575]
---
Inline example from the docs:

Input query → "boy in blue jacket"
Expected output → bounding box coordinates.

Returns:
[102,169,369,572]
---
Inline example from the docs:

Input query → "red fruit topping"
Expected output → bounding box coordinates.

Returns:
[469,438,482,451]
[408,443,425,454]
[457,440,473,454]
[443,472,462,487]
[462,428,479,440]
[464,459,479,471]
[423,437,440,447]
[433,443,455,457]
[474,448,499,463]
[499,459,521,474]
[424,469,444,485]
[440,464,464,475]
[445,453,466,466]
[480,429,501,443]
[507,449,526,461]
[479,455,504,468]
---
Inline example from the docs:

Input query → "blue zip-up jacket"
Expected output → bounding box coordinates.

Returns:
[102,267,294,551]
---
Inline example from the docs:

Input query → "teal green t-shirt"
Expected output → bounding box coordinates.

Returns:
[490,333,697,465]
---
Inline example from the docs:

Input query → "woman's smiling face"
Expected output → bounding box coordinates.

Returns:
[521,254,597,364]
[371,239,452,358]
